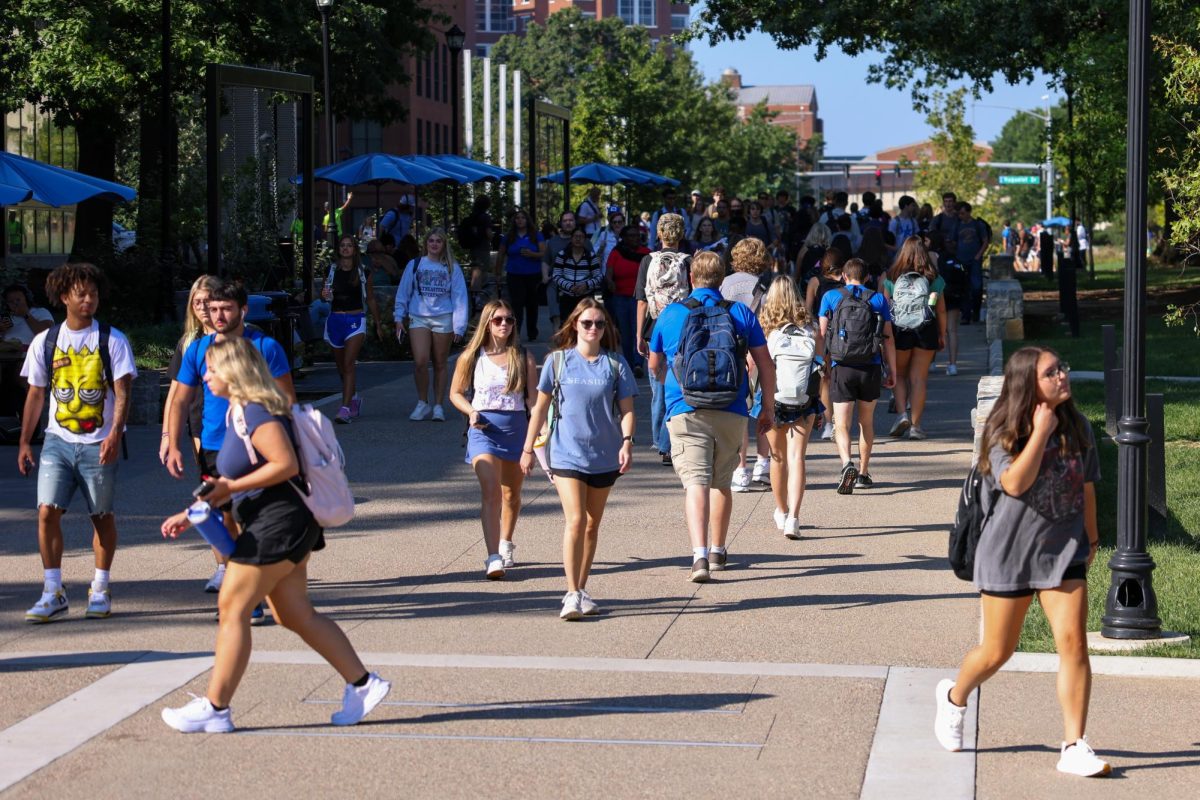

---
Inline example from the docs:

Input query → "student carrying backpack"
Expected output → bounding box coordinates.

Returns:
[827,286,883,365]
[672,298,747,409]
[643,250,690,320]
[891,271,933,331]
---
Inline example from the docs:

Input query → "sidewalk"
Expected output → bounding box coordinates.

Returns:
[1,318,1197,798]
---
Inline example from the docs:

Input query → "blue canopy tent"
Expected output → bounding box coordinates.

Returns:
[538,162,679,187]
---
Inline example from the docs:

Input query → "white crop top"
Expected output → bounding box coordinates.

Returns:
[471,354,525,412]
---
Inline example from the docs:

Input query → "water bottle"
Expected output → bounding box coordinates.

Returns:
[187,501,236,557]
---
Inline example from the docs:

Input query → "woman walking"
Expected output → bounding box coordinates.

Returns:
[804,250,845,440]
[323,235,369,424]
[449,300,538,579]
[552,227,604,321]
[160,338,389,732]
[605,224,650,375]
[493,210,546,341]
[794,222,831,285]
[520,299,637,620]
[935,346,1107,777]
[394,228,469,422]
[364,240,401,343]
[759,276,823,539]
[882,237,947,440]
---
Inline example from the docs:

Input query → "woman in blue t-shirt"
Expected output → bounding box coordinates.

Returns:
[493,209,546,341]
[520,299,637,621]
[159,338,388,734]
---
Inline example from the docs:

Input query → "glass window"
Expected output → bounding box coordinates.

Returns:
[671,12,688,30]
[619,0,655,26]
[416,53,423,97]
[639,0,656,27]
[416,117,423,154]
[474,43,492,58]
[5,104,78,255]
[350,120,383,155]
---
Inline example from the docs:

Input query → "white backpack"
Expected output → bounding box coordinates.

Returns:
[644,251,690,318]
[892,272,932,331]
[772,324,817,405]
[230,403,355,528]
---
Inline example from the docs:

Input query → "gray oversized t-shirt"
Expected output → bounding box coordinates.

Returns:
[974,417,1100,592]
[538,348,638,474]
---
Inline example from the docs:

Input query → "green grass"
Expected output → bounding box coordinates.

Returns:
[1018,255,1200,293]
[1005,314,1200,377]
[1019,381,1200,657]
[122,323,179,371]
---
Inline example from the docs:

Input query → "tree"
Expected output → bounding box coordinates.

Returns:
[989,105,1062,226]
[912,90,986,210]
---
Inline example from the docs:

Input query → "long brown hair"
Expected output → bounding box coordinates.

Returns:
[887,236,938,283]
[452,299,526,396]
[978,346,1091,477]
[552,297,620,352]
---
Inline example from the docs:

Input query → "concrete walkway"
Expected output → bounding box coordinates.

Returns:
[1,319,1197,799]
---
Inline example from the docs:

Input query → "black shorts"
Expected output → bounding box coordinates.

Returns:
[231,483,326,565]
[196,448,233,513]
[981,563,1088,598]
[775,398,822,427]
[894,321,940,351]
[830,364,882,403]
[552,468,621,489]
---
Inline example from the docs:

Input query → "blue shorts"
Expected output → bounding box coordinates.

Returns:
[324,312,366,349]
[37,433,118,516]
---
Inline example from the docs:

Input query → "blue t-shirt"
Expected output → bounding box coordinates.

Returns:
[215,401,294,500]
[537,348,638,474]
[178,329,291,451]
[649,288,768,420]
[818,284,893,367]
[502,232,546,276]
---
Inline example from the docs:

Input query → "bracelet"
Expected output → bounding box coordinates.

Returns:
[522,448,534,455]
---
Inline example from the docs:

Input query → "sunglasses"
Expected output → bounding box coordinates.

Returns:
[490,315,515,325]
[579,319,607,330]
[1041,361,1071,380]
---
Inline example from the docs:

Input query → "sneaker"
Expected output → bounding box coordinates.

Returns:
[855,471,874,489]
[933,679,967,752]
[25,588,68,624]
[431,404,446,422]
[661,452,673,467]
[335,406,352,425]
[773,508,787,531]
[1057,737,1112,777]
[85,586,112,619]
[331,673,392,726]
[409,400,431,421]
[250,603,268,626]
[752,459,771,485]
[837,463,859,495]
[709,550,727,571]
[485,554,506,580]
[349,395,363,418]
[560,591,583,620]
[579,589,600,616]
[946,364,958,376]
[888,416,911,438]
[731,467,752,493]
[690,558,710,583]
[784,517,801,540]
[204,566,225,594]
[499,541,516,569]
[820,422,835,440]
[907,425,928,440]
[162,694,235,734]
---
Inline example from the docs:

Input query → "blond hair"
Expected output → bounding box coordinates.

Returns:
[205,337,292,417]
[180,275,222,349]
[423,226,453,268]
[730,237,769,274]
[690,250,724,288]
[453,300,526,397]
[656,212,685,247]
[758,274,811,335]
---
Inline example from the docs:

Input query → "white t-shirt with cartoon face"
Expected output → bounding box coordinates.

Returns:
[21,321,137,444]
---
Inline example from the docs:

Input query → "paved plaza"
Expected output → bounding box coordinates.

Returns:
[1,323,1198,799]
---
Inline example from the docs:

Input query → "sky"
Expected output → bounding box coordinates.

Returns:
[690,31,1060,156]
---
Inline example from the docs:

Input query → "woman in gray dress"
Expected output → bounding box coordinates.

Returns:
[934,346,1110,778]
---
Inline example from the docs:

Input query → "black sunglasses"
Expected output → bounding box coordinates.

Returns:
[490,315,515,325]
[579,319,607,330]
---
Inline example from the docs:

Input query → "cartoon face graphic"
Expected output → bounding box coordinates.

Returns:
[51,345,106,434]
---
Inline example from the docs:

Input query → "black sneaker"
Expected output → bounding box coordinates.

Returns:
[855,471,874,489]
[662,452,673,466]
[837,463,858,495]
[690,558,710,583]
[709,550,727,571]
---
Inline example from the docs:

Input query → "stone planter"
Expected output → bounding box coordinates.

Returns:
[127,371,162,426]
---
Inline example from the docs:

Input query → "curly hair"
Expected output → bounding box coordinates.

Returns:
[730,236,769,274]
[45,262,106,307]
[656,212,685,246]
[758,274,811,335]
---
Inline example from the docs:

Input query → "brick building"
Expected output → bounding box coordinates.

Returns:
[719,68,823,150]
[511,1,692,42]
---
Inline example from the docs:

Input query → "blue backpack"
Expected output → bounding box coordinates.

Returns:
[672,298,746,409]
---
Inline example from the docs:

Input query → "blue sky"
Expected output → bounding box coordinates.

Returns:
[690,30,1060,156]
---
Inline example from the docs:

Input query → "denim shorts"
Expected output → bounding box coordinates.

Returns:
[37,433,118,516]
[323,312,366,349]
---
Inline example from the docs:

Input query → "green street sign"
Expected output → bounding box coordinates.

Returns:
[999,175,1041,185]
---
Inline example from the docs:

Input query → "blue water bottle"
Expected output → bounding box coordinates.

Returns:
[187,501,236,557]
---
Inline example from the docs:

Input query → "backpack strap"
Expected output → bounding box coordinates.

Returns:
[229,403,259,466]
[43,322,61,385]
[549,350,566,431]
[605,351,621,415]
[97,322,114,388]
[683,297,703,311]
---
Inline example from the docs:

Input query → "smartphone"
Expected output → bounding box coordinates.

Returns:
[192,479,217,499]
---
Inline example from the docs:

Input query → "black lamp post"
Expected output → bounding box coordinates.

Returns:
[317,0,337,250]
[1101,0,1161,639]
[159,0,175,321]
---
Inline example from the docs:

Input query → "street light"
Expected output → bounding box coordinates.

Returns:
[974,100,1053,220]
[316,0,337,248]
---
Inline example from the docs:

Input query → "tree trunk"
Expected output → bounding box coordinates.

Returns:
[136,103,162,259]
[70,113,118,261]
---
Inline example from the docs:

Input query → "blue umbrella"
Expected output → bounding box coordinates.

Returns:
[0,151,136,207]
[1041,216,1073,227]
[415,154,524,182]
[290,153,452,187]
[539,161,678,187]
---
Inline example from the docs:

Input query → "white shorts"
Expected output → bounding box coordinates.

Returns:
[409,313,454,335]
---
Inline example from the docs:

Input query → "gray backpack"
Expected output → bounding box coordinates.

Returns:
[891,272,932,331]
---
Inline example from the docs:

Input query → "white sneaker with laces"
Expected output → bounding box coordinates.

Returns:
[485,554,506,580]
[431,404,446,422]
[204,566,225,593]
[331,673,392,726]
[821,422,835,440]
[731,467,752,493]
[934,678,967,752]
[560,591,583,620]
[579,589,600,616]
[946,364,959,376]
[1057,737,1112,777]
[409,400,431,421]
[86,586,112,619]
[499,541,516,568]
[25,588,68,623]
[752,459,771,485]
[907,425,928,440]
[773,508,787,531]
[784,517,801,540]
[161,694,235,733]
[889,416,911,438]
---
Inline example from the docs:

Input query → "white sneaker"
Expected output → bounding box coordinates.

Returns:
[731,467,752,493]
[1057,737,1112,777]
[204,566,225,594]
[773,508,787,531]
[25,588,68,623]
[560,591,583,620]
[162,694,235,733]
[752,459,771,485]
[888,416,911,438]
[946,364,959,376]
[907,425,928,440]
[485,554,506,580]
[85,586,112,619]
[784,517,801,540]
[820,422,835,440]
[579,589,600,616]
[934,678,967,752]
[331,673,392,726]
[499,541,516,568]
[431,404,446,422]
[409,400,431,421]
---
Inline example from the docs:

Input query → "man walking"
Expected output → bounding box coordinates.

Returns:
[955,202,991,324]
[649,251,776,583]
[19,263,136,622]
[818,258,897,494]
[649,188,689,249]
[576,187,603,238]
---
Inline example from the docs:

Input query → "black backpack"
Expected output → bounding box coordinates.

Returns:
[42,321,127,458]
[948,465,1001,581]
[827,287,882,365]
[456,214,479,249]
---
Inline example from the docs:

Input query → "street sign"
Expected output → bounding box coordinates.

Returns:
[999,175,1041,185]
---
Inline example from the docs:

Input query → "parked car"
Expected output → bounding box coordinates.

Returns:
[113,222,136,253]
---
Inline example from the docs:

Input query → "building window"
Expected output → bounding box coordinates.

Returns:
[350,120,383,156]
[474,43,491,58]
[581,12,596,20]
[442,45,449,105]
[425,120,433,155]
[618,0,656,27]
[416,117,423,154]
[476,0,513,33]
[425,53,433,98]
[5,103,77,255]
[671,12,688,31]
[416,54,423,98]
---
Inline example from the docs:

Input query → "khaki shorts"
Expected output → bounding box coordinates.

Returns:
[668,410,746,489]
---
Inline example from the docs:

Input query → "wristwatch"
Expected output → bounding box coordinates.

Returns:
[622,435,634,444]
